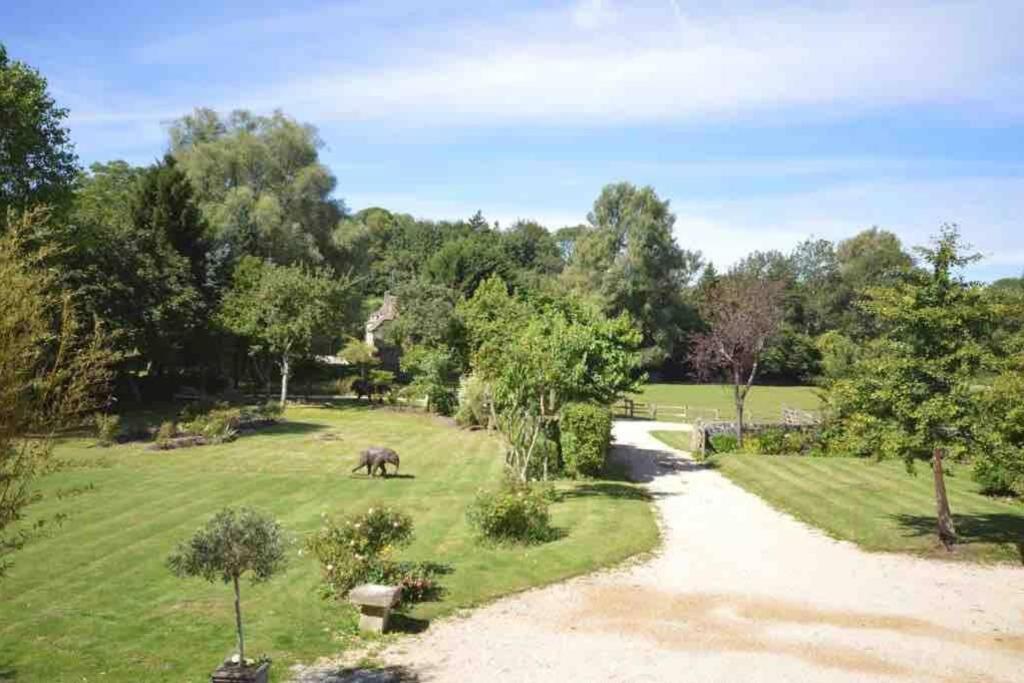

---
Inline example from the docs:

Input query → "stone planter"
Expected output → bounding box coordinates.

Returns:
[210,661,270,683]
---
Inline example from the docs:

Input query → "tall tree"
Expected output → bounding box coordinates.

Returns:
[1,210,115,575]
[564,182,702,367]
[690,276,786,445]
[169,108,344,267]
[820,226,991,548]
[219,257,350,404]
[0,44,78,226]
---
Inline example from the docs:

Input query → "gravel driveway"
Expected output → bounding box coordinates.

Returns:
[296,420,1024,683]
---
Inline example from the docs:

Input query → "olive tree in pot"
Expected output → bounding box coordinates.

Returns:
[167,508,288,683]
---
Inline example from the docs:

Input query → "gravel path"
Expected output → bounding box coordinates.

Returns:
[295,420,1024,683]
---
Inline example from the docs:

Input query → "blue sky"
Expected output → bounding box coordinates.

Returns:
[4,0,1023,279]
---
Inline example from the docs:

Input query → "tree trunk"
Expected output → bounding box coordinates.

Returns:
[733,378,744,446]
[279,355,290,406]
[233,575,245,664]
[932,447,957,549]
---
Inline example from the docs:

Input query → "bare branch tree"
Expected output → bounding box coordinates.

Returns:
[690,276,786,445]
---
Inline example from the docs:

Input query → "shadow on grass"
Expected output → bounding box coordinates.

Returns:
[297,664,422,682]
[893,513,1024,563]
[347,473,417,480]
[560,482,651,502]
[0,665,15,682]
[259,420,328,436]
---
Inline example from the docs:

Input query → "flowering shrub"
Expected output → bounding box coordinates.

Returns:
[306,506,443,605]
[466,484,555,544]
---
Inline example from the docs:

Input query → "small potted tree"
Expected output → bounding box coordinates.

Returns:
[168,508,288,683]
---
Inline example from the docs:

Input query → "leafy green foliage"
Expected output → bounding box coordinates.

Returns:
[0,44,78,224]
[462,275,643,481]
[1,211,116,575]
[709,433,739,453]
[94,413,121,447]
[306,506,443,604]
[220,256,350,404]
[170,109,342,266]
[454,374,493,428]
[182,407,241,444]
[560,403,613,478]
[466,484,555,544]
[562,182,702,365]
[402,345,459,415]
[167,508,288,664]
[155,421,177,448]
[167,507,288,584]
[973,356,1024,496]
[820,226,992,466]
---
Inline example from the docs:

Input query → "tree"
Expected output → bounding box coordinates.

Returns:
[220,257,349,404]
[169,108,344,267]
[563,182,702,366]
[0,44,78,226]
[56,157,222,396]
[834,227,915,337]
[167,508,287,666]
[462,277,644,481]
[690,276,786,445]
[820,226,991,548]
[1,210,115,575]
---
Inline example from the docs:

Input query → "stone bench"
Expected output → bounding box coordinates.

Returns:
[349,584,402,633]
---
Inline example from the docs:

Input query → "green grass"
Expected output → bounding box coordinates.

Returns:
[623,383,821,422]
[652,431,1024,564]
[0,404,657,682]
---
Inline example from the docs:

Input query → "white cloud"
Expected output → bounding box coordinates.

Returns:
[255,0,1024,126]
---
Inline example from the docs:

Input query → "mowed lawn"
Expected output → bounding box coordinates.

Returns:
[0,404,658,683]
[653,431,1024,564]
[627,383,821,422]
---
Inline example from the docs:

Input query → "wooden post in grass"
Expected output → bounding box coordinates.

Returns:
[932,447,957,549]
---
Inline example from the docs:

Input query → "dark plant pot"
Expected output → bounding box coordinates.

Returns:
[210,661,269,683]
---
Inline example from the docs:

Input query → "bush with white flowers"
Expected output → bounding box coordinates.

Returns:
[306,506,443,605]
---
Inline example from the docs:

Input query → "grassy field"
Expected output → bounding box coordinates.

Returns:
[0,404,657,683]
[652,431,1024,564]
[622,383,821,422]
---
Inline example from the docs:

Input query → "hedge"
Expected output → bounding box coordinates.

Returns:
[561,402,613,478]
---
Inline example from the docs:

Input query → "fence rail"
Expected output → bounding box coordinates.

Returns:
[612,398,821,425]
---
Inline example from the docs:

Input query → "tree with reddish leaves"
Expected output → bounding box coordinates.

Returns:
[690,276,786,445]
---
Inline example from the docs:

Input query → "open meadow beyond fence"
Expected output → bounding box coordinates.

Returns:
[617,384,822,423]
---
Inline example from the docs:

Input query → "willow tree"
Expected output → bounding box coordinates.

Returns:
[1,210,115,574]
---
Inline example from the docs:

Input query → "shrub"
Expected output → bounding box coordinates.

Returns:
[167,508,287,666]
[455,374,492,428]
[560,402,612,478]
[973,445,1024,497]
[155,421,177,448]
[178,398,220,422]
[94,413,120,447]
[709,433,739,453]
[254,400,284,422]
[182,407,241,444]
[466,484,555,544]
[306,506,438,603]
[755,427,788,455]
